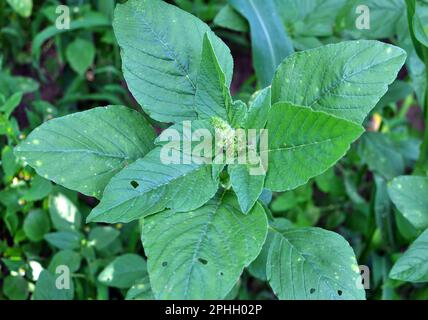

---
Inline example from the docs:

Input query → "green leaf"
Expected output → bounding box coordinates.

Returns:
[22,175,53,202]
[1,145,19,181]
[3,275,29,300]
[245,87,271,129]
[113,0,233,123]
[248,218,293,281]
[0,92,22,118]
[413,2,428,47]
[49,193,81,232]
[272,41,407,124]
[23,209,51,242]
[228,163,265,214]
[195,33,231,120]
[6,0,32,18]
[227,100,248,128]
[125,276,154,300]
[388,176,428,230]
[337,0,404,39]
[87,148,221,223]
[264,102,364,192]
[390,229,428,282]
[267,227,365,300]
[66,38,96,75]
[44,231,82,250]
[33,270,73,300]
[0,72,38,97]
[214,5,248,32]
[88,226,120,250]
[48,250,81,273]
[143,192,268,300]
[98,254,147,289]
[230,0,294,87]
[358,132,405,180]
[15,106,155,198]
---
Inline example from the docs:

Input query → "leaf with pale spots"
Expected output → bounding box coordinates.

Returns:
[87,148,223,223]
[388,176,428,230]
[266,227,365,300]
[272,40,406,124]
[14,106,155,199]
[113,0,233,123]
[142,192,268,299]
[264,102,364,192]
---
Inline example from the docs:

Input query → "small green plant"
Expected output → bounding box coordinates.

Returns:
[14,0,407,300]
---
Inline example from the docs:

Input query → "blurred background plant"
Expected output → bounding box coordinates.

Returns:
[0,0,427,300]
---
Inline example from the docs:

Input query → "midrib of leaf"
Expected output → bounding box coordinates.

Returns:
[129,9,196,91]
[182,192,226,298]
[101,164,211,214]
[248,0,277,71]
[307,44,400,109]
[271,229,357,299]
[394,244,428,275]
[46,116,137,158]
[22,149,129,160]
[265,133,351,153]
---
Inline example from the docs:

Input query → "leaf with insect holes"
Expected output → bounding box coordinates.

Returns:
[336,0,404,40]
[48,250,81,274]
[267,227,365,300]
[143,192,268,300]
[113,0,233,123]
[214,4,248,32]
[15,106,155,199]
[264,102,364,192]
[23,209,51,242]
[272,40,406,124]
[87,148,223,224]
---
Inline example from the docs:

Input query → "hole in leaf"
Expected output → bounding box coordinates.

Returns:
[337,290,343,296]
[130,180,139,189]
[198,258,208,265]
[220,272,224,276]
[310,288,316,294]
[162,261,168,267]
